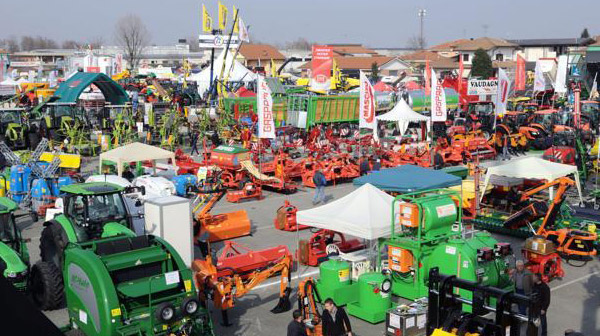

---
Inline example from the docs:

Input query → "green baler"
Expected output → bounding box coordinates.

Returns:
[381,190,513,301]
[63,235,213,336]
[0,197,30,292]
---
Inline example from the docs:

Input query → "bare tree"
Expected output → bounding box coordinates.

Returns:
[20,36,58,51]
[115,14,150,69]
[88,36,105,49]
[62,40,80,49]
[0,36,20,52]
[284,38,312,51]
[407,35,427,50]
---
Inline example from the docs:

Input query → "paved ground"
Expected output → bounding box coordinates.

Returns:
[18,154,600,336]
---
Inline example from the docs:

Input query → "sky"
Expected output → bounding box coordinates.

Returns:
[2,0,600,48]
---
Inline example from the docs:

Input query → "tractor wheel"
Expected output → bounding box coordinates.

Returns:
[40,222,69,268]
[30,261,64,310]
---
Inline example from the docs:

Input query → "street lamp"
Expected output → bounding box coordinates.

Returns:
[418,9,427,50]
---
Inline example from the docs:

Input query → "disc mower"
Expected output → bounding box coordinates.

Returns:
[61,235,214,336]
[274,200,308,231]
[193,190,251,242]
[298,229,365,267]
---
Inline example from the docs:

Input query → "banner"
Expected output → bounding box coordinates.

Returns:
[590,73,598,99]
[359,71,376,129]
[496,68,511,117]
[467,79,498,95]
[257,75,275,139]
[424,60,431,95]
[554,55,568,94]
[515,54,526,91]
[115,53,123,73]
[202,4,213,33]
[218,2,228,31]
[238,17,250,42]
[232,6,239,33]
[430,69,447,122]
[458,56,464,97]
[310,45,333,92]
[533,60,546,91]
[0,59,4,81]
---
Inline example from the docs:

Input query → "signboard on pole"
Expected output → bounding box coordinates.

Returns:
[257,75,275,139]
[431,69,447,122]
[467,79,498,95]
[554,55,568,94]
[310,45,333,92]
[515,54,526,91]
[359,71,375,129]
[198,34,240,49]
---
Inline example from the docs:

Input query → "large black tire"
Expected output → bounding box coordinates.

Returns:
[39,222,69,269]
[30,261,64,310]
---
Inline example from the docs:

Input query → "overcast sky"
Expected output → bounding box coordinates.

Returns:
[2,0,600,47]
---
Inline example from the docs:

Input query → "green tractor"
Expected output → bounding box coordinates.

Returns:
[61,235,213,336]
[0,108,30,149]
[0,197,30,292]
[32,182,142,310]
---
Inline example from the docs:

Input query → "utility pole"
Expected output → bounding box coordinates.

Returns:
[418,9,427,50]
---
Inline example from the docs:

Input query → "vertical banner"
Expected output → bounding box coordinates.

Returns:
[515,54,526,91]
[0,59,4,81]
[430,69,447,122]
[533,60,546,92]
[496,68,511,117]
[115,53,123,73]
[257,75,275,139]
[310,45,333,92]
[218,1,228,31]
[424,60,431,95]
[458,56,464,100]
[202,4,213,33]
[554,55,568,94]
[359,71,376,129]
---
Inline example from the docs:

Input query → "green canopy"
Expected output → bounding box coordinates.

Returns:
[54,72,129,104]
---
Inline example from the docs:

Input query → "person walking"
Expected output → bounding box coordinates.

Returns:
[190,129,200,156]
[510,260,533,315]
[359,156,370,176]
[312,169,327,205]
[533,274,550,336]
[287,310,308,336]
[321,298,352,336]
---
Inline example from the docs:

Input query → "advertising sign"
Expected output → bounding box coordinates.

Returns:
[467,79,498,95]
[310,45,333,92]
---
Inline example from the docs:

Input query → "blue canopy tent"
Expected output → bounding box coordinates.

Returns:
[353,165,461,193]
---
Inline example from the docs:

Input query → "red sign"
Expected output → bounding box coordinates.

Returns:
[311,45,333,91]
[425,60,431,96]
[86,67,100,73]
[515,55,526,91]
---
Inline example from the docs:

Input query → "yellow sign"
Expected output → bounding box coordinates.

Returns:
[202,4,212,33]
[184,280,192,292]
[233,6,239,33]
[338,269,350,282]
[218,1,228,31]
[111,308,122,317]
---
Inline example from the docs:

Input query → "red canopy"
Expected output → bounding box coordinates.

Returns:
[373,81,395,92]
[236,86,256,97]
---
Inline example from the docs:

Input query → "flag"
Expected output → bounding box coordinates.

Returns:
[202,4,213,33]
[458,55,464,100]
[424,60,431,95]
[554,55,568,94]
[218,1,228,31]
[0,59,4,81]
[430,68,447,122]
[534,60,546,92]
[359,71,376,129]
[590,73,598,99]
[496,68,511,117]
[270,59,277,77]
[238,17,250,43]
[515,54,526,91]
[257,75,275,139]
[232,6,239,33]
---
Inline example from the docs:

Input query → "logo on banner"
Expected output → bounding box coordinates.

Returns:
[363,82,375,123]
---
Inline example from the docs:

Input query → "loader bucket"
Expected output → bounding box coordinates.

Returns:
[271,287,292,314]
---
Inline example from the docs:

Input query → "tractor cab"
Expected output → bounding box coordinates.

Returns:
[502,111,529,131]
[33,102,91,139]
[507,97,532,112]
[0,197,30,291]
[58,183,136,242]
[0,108,29,149]
[467,101,495,131]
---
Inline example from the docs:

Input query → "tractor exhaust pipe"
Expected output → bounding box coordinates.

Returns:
[271,287,292,314]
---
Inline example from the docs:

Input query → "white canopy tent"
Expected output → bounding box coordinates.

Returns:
[99,142,176,177]
[296,183,394,240]
[188,49,257,96]
[481,157,584,204]
[375,99,429,137]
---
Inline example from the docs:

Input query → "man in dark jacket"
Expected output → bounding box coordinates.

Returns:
[322,299,352,336]
[312,169,327,205]
[359,156,370,176]
[287,310,308,336]
[533,274,550,336]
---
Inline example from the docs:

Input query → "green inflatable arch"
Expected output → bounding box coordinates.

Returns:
[54,72,129,105]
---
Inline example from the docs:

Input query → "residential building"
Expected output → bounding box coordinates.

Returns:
[508,38,593,62]
[453,37,519,65]
[328,44,379,57]
[237,43,286,74]
[371,47,418,57]
[10,49,75,75]
[428,39,469,58]
[299,56,409,78]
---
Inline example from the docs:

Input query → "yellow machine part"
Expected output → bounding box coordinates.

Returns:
[431,329,479,336]
[447,180,492,208]
[39,152,81,169]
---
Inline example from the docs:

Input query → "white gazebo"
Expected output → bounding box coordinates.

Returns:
[99,142,176,177]
[375,98,429,139]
